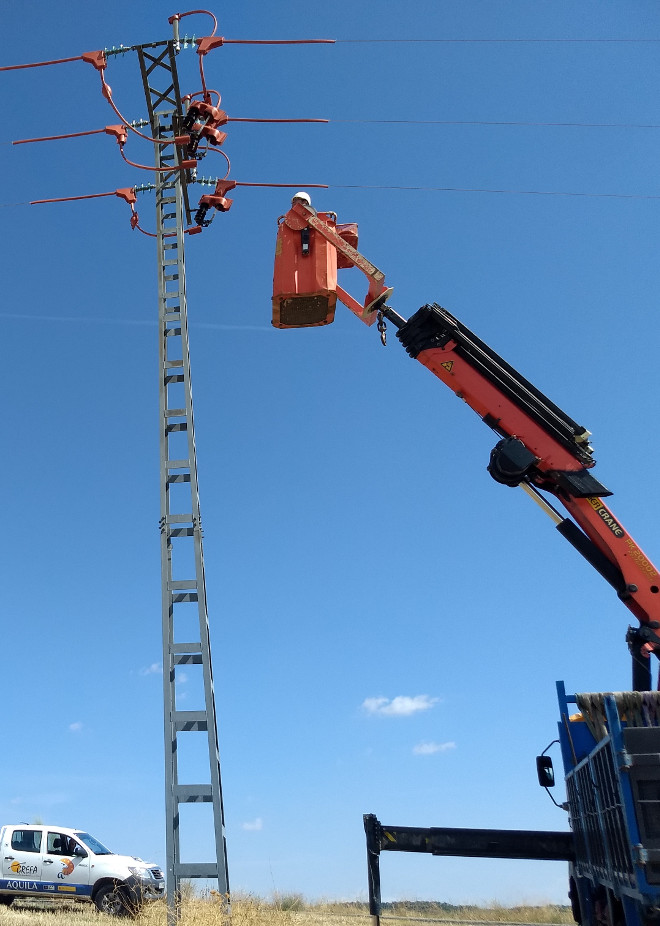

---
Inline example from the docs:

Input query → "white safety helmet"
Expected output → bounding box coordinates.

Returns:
[291,191,312,206]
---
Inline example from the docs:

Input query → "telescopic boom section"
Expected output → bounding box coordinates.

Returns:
[396,305,660,652]
[272,198,660,684]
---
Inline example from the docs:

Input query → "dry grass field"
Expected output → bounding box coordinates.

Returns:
[0,895,575,926]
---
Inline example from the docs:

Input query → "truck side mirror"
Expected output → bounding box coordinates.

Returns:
[537,755,555,788]
[73,845,88,858]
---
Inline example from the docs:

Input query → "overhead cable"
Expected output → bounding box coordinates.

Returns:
[12,185,657,209]
[336,37,660,43]
[333,119,660,129]
[332,184,660,199]
[0,54,87,72]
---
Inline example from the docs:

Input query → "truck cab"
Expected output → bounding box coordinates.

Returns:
[0,823,164,916]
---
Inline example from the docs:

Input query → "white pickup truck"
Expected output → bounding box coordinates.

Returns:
[0,823,165,916]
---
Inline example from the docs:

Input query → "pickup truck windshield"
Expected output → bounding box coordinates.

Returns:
[76,832,112,855]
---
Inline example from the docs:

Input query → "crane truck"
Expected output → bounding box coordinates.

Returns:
[270,194,660,926]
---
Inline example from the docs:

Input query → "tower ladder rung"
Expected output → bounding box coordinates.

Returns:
[172,642,202,653]
[175,784,213,802]
[176,863,218,879]
[174,711,208,732]
[171,592,198,602]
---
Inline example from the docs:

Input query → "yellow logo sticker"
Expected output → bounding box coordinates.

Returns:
[586,498,625,538]
[623,536,659,578]
[441,361,454,372]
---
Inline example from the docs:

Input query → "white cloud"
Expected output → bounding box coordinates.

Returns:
[362,695,439,717]
[413,741,456,755]
[241,818,263,832]
[139,663,162,676]
[69,722,84,733]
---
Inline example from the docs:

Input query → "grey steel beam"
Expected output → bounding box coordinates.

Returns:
[370,820,575,861]
[363,814,574,926]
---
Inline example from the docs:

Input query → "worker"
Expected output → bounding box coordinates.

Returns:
[291,191,312,207]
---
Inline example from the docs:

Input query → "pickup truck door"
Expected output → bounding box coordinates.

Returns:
[42,831,91,896]
[1,828,43,890]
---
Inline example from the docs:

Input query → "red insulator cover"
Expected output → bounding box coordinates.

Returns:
[81,50,106,72]
[199,193,233,213]
[201,126,228,146]
[272,210,338,328]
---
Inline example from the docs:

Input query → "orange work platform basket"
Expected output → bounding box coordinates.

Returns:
[272,210,340,328]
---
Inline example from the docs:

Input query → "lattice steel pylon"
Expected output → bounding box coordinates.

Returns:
[136,37,229,923]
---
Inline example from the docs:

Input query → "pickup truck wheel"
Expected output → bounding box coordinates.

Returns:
[0,896,13,906]
[94,883,132,918]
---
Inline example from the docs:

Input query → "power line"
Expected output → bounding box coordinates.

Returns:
[2,117,656,152]
[331,184,660,200]
[2,184,658,210]
[336,37,660,43]
[5,118,658,147]
[332,119,660,129]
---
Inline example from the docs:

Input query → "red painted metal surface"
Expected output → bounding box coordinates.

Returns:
[272,202,388,328]
[414,343,660,633]
[416,345,585,472]
[272,209,338,328]
[336,224,358,268]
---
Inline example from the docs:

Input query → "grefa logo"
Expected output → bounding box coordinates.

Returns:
[9,861,37,876]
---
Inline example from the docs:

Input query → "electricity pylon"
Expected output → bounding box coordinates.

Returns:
[136,35,229,923]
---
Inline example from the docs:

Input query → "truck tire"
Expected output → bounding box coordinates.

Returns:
[0,896,13,907]
[94,883,133,918]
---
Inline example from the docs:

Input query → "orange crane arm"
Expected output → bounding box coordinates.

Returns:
[272,199,660,689]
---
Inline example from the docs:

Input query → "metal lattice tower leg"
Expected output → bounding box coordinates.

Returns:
[136,42,229,922]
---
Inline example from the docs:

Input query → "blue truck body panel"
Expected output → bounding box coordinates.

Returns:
[557,682,660,926]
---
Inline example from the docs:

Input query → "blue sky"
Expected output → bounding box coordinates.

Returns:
[2,0,660,907]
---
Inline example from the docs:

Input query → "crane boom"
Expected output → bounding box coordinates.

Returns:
[271,198,660,689]
[396,304,659,628]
